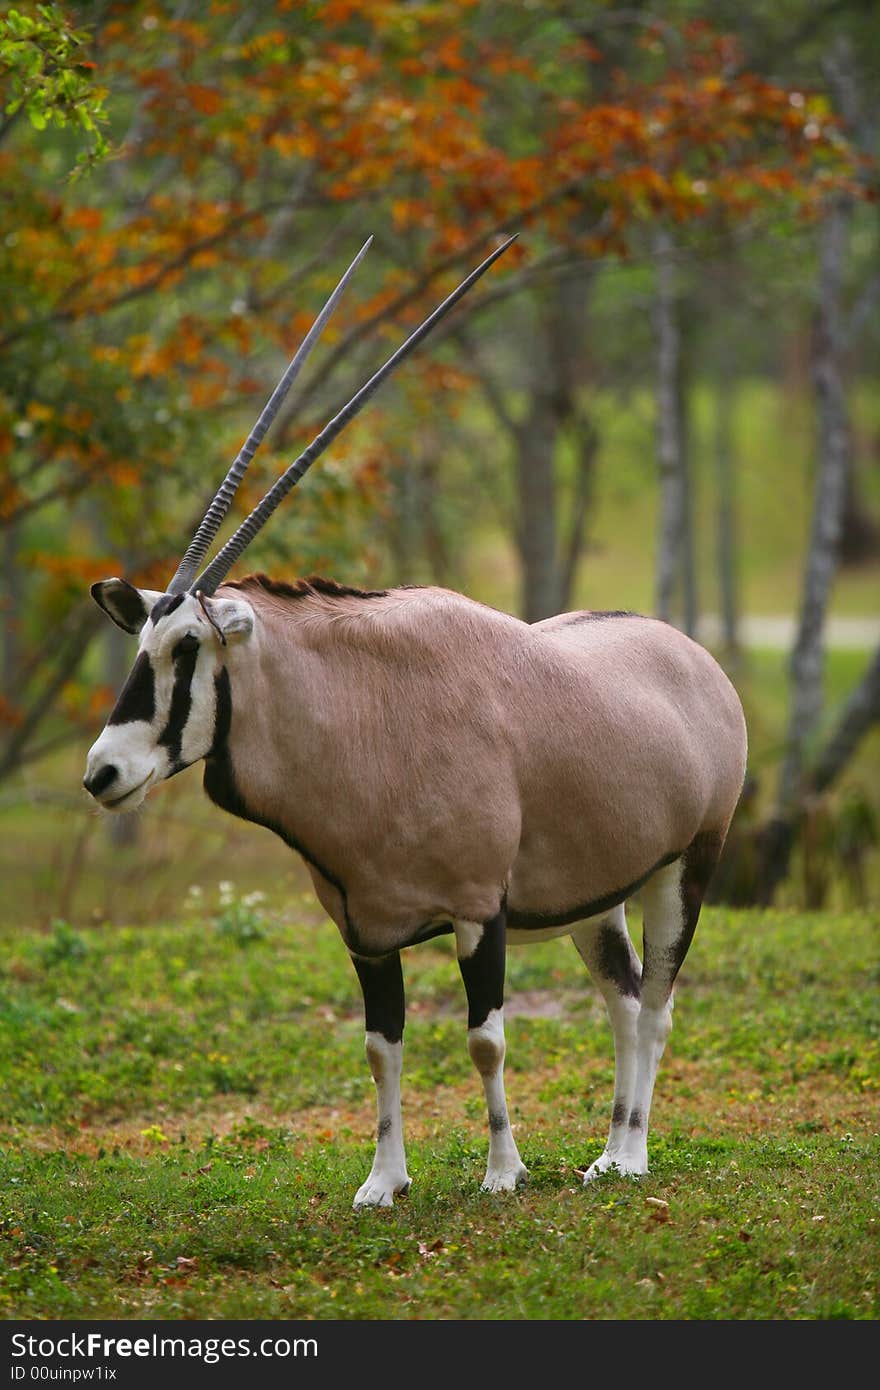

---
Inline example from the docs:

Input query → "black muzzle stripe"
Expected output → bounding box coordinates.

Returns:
[157,640,199,766]
[108,652,155,726]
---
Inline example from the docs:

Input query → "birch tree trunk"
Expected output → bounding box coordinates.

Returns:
[758,199,853,902]
[653,227,696,633]
[714,351,740,655]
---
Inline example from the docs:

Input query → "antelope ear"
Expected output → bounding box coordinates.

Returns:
[90,579,163,634]
[206,596,255,644]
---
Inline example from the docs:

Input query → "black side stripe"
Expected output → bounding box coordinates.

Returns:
[507,849,683,930]
[107,652,155,726]
[157,638,199,764]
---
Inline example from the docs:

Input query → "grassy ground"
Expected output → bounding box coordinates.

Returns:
[1,899,877,1320]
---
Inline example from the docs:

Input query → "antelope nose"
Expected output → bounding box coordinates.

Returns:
[83,764,118,799]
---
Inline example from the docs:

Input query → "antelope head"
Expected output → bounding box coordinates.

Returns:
[83,235,517,811]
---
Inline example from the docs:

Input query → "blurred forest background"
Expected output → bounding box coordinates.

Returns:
[1,0,878,927]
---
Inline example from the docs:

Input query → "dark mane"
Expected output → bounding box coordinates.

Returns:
[556,610,641,625]
[226,572,389,603]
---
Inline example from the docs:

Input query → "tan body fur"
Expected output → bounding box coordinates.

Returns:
[218,577,747,953]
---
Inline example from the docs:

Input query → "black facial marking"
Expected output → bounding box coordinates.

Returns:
[458,908,506,1031]
[208,666,232,756]
[107,652,155,726]
[156,635,199,765]
[509,850,682,931]
[150,593,185,623]
[596,921,641,998]
[352,952,405,1044]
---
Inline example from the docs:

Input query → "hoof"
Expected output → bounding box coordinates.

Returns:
[353,1174,411,1209]
[582,1153,647,1185]
[481,1163,528,1194]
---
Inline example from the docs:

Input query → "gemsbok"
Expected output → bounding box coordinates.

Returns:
[83,236,748,1207]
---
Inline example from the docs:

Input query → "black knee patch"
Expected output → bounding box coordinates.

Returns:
[596,922,641,998]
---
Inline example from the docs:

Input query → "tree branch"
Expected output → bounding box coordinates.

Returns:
[811,644,880,795]
[0,202,289,351]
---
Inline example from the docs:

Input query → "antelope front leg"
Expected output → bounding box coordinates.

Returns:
[454,908,528,1193]
[350,951,411,1209]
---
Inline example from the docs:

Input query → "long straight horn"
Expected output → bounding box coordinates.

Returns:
[166,237,373,596]
[191,235,518,597]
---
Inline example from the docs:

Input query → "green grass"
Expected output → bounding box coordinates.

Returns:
[1,903,877,1319]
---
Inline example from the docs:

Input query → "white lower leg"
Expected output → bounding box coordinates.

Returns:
[611,997,674,1174]
[612,861,685,1177]
[583,990,642,1179]
[353,1033,411,1209]
[468,1009,528,1193]
[572,911,643,1182]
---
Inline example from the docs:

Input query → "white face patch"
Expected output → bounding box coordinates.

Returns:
[84,592,240,811]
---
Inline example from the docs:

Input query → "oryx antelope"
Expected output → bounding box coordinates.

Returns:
[83,237,747,1207]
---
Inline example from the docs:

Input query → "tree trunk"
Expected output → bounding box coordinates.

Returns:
[714,355,740,655]
[515,394,561,623]
[679,344,697,638]
[758,199,853,902]
[653,227,695,632]
[459,271,595,624]
[1,520,21,703]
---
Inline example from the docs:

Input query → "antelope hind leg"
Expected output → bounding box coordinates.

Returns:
[569,903,643,1181]
[583,834,723,1182]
